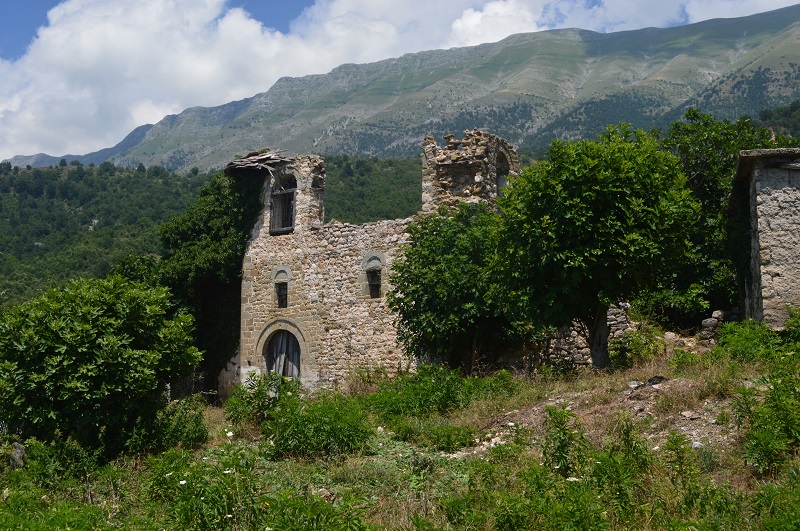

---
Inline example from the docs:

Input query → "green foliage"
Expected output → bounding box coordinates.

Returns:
[365,365,516,420]
[609,327,664,369]
[0,163,207,306]
[0,276,201,457]
[646,108,800,326]
[323,155,420,223]
[264,392,373,459]
[497,124,698,366]
[541,405,588,478]
[758,99,800,138]
[391,417,475,452]
[158,170,264,387]
[734,359,800,475]
[716,320,782,363]
[388,203,514,369]
[224,373,301,430]
[153,394,209,451]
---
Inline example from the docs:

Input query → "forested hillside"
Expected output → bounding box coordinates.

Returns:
[0,161,207,305]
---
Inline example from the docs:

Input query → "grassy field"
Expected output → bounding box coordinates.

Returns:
[1,320,799,530]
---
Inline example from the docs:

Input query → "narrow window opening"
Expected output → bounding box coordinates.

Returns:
[367,269,381,299]
[270,176,297,235]
[276,282,288,308]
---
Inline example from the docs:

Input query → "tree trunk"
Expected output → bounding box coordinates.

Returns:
[469,336,482,375]
[588,303,611,368]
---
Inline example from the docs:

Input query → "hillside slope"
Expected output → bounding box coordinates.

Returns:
[9,4,800,172]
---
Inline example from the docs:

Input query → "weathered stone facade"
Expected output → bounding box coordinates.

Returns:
[733,148,800,328]
[219,131,520,395]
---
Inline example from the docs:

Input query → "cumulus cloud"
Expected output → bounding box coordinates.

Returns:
[0,0,797,159]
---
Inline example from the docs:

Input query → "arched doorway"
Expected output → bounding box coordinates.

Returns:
[265,330,300,378]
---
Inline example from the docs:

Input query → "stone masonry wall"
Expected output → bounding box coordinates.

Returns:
[752,157,800,328]
[228,217,411,393]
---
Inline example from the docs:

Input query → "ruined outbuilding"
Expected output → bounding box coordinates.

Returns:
[218,131,519,395]
[732,148,800,328]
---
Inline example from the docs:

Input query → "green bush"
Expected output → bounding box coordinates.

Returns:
[392,417,475,451]
[224,373,301,430]
[541,405,588,478]
[610,327,664,369]
[265,393,372,458]
[155,394,209,450]
[366,365,516,421]
[734,359,800,475]
[0,276,202,457]
[716,320,782,362]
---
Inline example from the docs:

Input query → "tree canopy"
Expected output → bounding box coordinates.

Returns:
[496,125,699,367]
[0,276,201,456]
[638,109,800,326]
[387,203,513,371]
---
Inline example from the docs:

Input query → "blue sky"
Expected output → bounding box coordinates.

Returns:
[1,0,798,160]
[0,1,314,59]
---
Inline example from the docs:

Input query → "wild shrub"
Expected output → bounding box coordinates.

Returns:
[716,320,782,362]
[540,405,588,478]
[733,358,800,475]
[669,348,701,373]
[0,276,201,458]
[264,492,368,531]
[153,394,209,451]
[366,365,517,421]
[264,392,372,458]
[22,437,100,491]
[392,417,475,451]
[224,373,300,431]
[153,442,270,530]
[610,327,664,369]
[662,431,699,487]
[366,365,473,419]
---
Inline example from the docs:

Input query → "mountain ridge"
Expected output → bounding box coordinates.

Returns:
[7,4,800,171]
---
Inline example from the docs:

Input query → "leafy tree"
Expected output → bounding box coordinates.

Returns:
[388,203,513,370]
[496,125,698,367]
[645,109,800,326]
[0,276,201,456]
[158,171,264,387]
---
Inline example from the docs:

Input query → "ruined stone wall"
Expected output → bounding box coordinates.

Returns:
[421,129,520,213]
[226,217,411,393]
[751,157,800,328]
[217,153,416,396]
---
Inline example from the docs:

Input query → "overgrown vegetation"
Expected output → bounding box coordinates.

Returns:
[0,276,202,458]
[2,322,800,528]
[3,103,800,527]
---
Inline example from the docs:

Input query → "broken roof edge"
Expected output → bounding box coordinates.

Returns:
[224,149,296,176]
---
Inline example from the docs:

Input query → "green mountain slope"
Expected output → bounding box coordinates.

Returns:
[9,4,800,172]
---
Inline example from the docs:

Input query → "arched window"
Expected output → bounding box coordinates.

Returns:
[271,265,292,308]
[270,175,297,234]
[496,151,510,196]
[361,252,386,299]
[265,330,300,378]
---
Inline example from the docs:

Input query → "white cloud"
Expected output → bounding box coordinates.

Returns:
[0,0,798,159]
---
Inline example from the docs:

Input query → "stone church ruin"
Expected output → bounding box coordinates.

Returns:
[219,130,520,395]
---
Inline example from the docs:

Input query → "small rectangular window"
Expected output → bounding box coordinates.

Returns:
[276,283,288,308]
[367,270,381,299]
[270,191,295,234]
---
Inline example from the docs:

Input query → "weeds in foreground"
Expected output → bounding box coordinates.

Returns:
[4,320,800,529]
